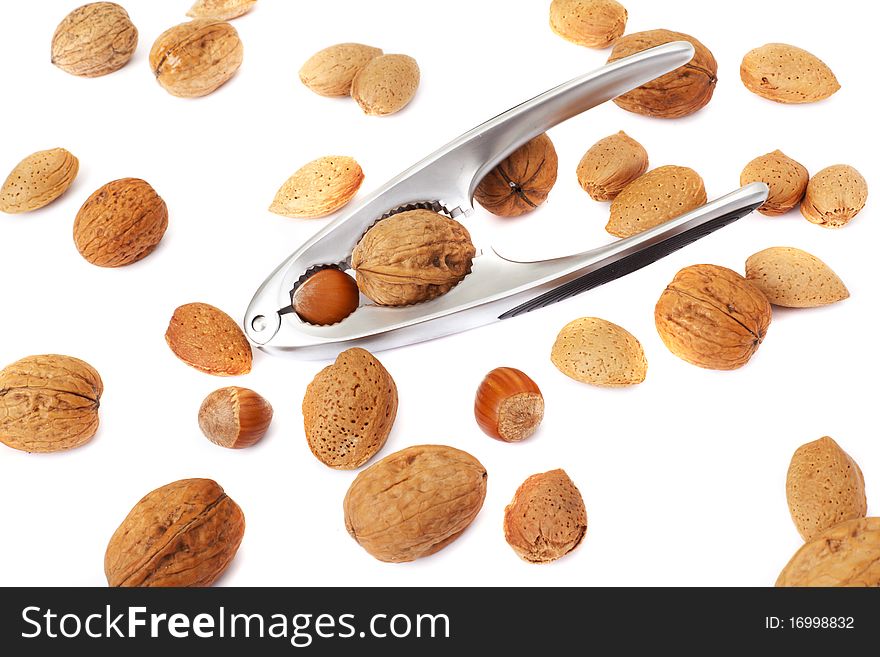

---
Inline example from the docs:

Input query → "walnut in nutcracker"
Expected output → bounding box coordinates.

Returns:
[474,133,558,217]
[351,209,476,306]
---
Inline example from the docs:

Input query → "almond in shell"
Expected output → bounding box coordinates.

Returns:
[549,0,627,49]
[740,150,808,216]
[577,131,648,201]
[800,165,868,228]
[786,436,866,542]
[269,156,363,218]
[51,2,138,77]
[0,148,79,214]
[351,54,419,116]
[607,165,706,237]
[551,317,647,386]
[740,44,839,104]
[187,0,257,21]
[745,247,849,308]
[165,302,252,376]
[300,43,383,97]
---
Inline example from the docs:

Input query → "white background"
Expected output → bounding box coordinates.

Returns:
[0,0,875,587]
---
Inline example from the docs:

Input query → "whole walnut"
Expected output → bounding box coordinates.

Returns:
[473,133,558,217]
[607,29,717,118]
[351,209,475,306]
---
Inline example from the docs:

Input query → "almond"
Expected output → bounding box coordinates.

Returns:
[302,348,398,470]
[577,131,648,201]
[800,165,868,228]
[786,436,866,542]
[51,2,138,77]
[740,150,808,216]
[0,148,79,214]
[745,247,849,308]
[549,0,627,49]
[607,165,706,237]
[351,54,419,116]
[300,43,383,97]
[551,317,647,386]
[73,178,168,267]
[269,156,363,218]
[165,302,252,376]
[187,0,257,21]
[741,44,839,104]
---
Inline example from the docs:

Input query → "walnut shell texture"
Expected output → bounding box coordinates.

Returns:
[800,165,868,229]
[549,0,627,49]
[73,178,168,267]
[51,2,138,77]
[300,43,383,97]
[786,437,866,542]
[0,354,102,453]
[474,133,558,217]
[105,478,245,587]
[504,469,587,563]
[150,19,243,98]
[577,131,648,201]
[776,517,880,587]
[344,445,487,562]
[0,147,79,214]
[740,150,808,216]
[607,29,717,118]
[165,302,253,376]
[303,348,398,470]
[351,210,476,306]
[655,264,772,370]
[351,54,419,116]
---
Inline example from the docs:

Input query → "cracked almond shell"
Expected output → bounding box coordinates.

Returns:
[51,2,138,77]
[655,264,772,370]
[549,0,627,49]
[350,54,419,116]
[105,478,244,587]
[343,445,487,562]
[607,165,706,237]
[745,247,849,308]
[551,317,647,386]
[741,44,839,104]
[269,156,363,218]
[740,150,808,216]
[0,354,102,453]
[474,133,558,217]
[165,302,253,376]
[300,43,383,97]
[800,165,868,228]
[577,131,648,201]
[0,148,79,214]
[607,29,717,118]
[187,0,257,21]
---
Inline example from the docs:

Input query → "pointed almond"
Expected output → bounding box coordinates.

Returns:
[187,0,257,20]
[745,247,849,308]
[740,150,808,216]
[299,43,383,97]
[165,302,252,376]
[551,317,647,386]
[607,165,706,237]
[0,148,79,214]
[351,54,420,116]
[269,156,363,218]
[577,131,648,201]
[800,164,868,228]
[740,43,839,104]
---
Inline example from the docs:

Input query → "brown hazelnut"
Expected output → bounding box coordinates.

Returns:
[198,387,273,449]
[474,367,544,442]
[293,268,360,325]
[473,133,558,217]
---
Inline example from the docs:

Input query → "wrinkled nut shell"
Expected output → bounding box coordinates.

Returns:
[800,165,868,229]
[198,386,272,449]
[165,302,253,376]
[0,148,79,214]
[269,156,364,218]
[105,478,245,587]
[351,54,419,116]
[776,517,880,587]
[745,247,849,308]
[51,2,138,77]
[655,264,772,370]
[741,44,839,104]
[343,445,487,562]
[73,178,168,267]
[608,29,717,118]
[150,19,243,98]
[300,43,383,97]
[351,209,476,306]
[740,150,808,216]
[474,133,558,217]
[786,437,866,542]
[577,131,648,201]
[549,0,627,49]
[504,469,587,564]
[607,165,706,237]
[303,348,397,470]
[187,0,257,21]
[0,354,102,453]
[551,317,647,386]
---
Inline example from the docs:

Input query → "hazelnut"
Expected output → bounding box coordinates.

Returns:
[198,387,273,449]
[474,367,544,442]
[293,268,360,325]
[473,133,558,217]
